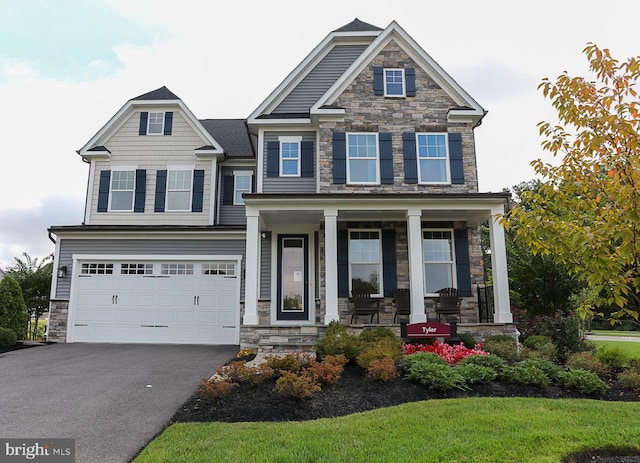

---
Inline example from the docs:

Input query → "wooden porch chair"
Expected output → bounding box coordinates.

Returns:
[350,291,380,324]
[435,287,461,322]
[392,288,411,323]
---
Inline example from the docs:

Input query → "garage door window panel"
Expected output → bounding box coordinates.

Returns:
[81,263,113,275]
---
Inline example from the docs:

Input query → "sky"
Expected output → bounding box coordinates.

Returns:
[0,0,638,270]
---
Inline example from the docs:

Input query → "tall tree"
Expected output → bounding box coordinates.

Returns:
[7,253,52,339]
[0,274,28,339]
[507,43,640,324]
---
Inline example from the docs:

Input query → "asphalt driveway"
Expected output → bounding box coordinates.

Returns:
[0,343,238,463]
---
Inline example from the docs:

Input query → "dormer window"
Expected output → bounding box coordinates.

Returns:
[138,111,173,135]
[384,69,405,97]
[148,112,164,134]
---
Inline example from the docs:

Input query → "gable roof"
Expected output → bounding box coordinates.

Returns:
[199,119,254,158]
[131,86,180,101]
[248,19,485,126]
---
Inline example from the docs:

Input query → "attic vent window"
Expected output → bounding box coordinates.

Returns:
[148,112,164,134]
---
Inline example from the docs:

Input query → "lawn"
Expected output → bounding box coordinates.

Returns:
[591,340,640,359]
[134,397,640,463]
[589,330,640,337]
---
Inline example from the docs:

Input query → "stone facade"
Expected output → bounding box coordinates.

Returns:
[47,300,69,342]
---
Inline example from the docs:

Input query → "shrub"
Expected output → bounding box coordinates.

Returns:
[196,377,239,400]
[558,369,609,394]
[306,359,344,386]
[217,360,274,384]
[618,368,640,391]
[274,371,321,399]
[236,347,257,359]
[517,359,564,381]
[505,364,550,388]
[566,351,608,376]
[0,326,17,347]
[358,326,398,343]
[356,338,402,369]
[456,354,508,378]
[457,332,477,349]
[0,275,28,340]
[322,354,349,368]
[483,335,520,364]
[521,335,558,362]
[314,321,361,361]
[400,352,448,372]
[402,341,489,365]
[455,363,497,385]
[264,353,304,374]
[405,361,465,390]
[596,346,631,370]
[366,357,399,382]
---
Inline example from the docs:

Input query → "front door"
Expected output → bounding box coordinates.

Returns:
[277,235,308,320]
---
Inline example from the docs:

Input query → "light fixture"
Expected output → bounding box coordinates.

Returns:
[57,266,67,278]
[261,232,267,239]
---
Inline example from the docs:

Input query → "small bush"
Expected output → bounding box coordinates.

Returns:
[456,354,508,378]
[306,359,344,386]
[366,357,399,382]
[457,332,477,349]
[356,338,402,369]
[618,368,640,391]
[522,335,553,350]
[236,347,256,359]
[521,335,558,362]
[566,351,608,376]
[0,326,17,347]
[559,369,609,394]
[405,361,464,390]
[216,361,254,382]
[264,353,304,374]
[196,377,239,400]
[400,352,448,372]
[274,371,321,399]
[455,363,497,385]
[596,346,631,370]
[517,359,564,382]
[483,335,520,364]
[358,326,398,343]
[314,321,361,361]
[322,354,349,368]
[505,364,550,388]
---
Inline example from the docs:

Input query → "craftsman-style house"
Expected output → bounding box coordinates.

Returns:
[47,19,514,349]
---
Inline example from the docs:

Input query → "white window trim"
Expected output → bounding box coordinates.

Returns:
[233,170,252,206]
[147,111,165,135]
[108,166,137,212]
[279,136,302,177]
[422,228,457,297]
[166,165,194,212]
[346,132,380,185]
[348,228,384,298]
[416,133,451,185]
[384,68,405,97]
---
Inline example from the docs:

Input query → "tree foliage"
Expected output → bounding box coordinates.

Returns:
[506,43,640,324]
[0,274,28,339]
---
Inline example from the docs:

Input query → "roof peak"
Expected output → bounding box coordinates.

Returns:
[131,86,180,101]
[332,18,383,33]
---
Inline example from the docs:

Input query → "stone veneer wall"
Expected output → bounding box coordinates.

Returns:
[47,300,69,342]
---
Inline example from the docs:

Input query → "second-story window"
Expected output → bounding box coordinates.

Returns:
[280,137,301,177]
[110,170,135,211]
[347,133,379,184]
[417,133,450,184]
[384,69,405,96]
[166,169,192,211]
[234,171,252,205]
[147,112,164,134]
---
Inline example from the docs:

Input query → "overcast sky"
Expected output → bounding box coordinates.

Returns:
[1,0,638,269]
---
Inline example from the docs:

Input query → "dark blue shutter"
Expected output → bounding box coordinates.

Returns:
[192,169,204,212]
[222,175,234,205]
[266,141,279,177]
[97,170,111,212]
[332,132,346,184]
[403,133,418,184]
[373,67,384,95]
[405,68,416,97]
[382,229,397,297]
[337,229,349,297]
[154,170,167,212]
[301,141,314,177]
[134,169,146,213]
[379,133,394,184]
[454,229,472,297]
[449,133,464,184]
[139,112,148,135]
[163,112,173,135]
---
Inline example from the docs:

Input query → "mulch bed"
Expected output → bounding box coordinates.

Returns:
[0,341,50,355]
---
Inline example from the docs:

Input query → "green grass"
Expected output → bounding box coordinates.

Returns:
[134,398,640,463]
[589,330,640,337]
[591,340,640,359]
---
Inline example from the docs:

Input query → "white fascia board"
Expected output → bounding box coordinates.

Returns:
[248,117,311,126]
[312,21,485,115]
[53,229,246,241]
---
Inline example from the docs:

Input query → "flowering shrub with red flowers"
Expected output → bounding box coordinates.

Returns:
[402,341,489,365]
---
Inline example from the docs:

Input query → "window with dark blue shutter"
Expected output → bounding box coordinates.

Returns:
[97,170,111,212]
[379,133,394,184]
[405,68,416,97]
[449,133,464,184]
[403,133,418,183]
[337,229,349,297]
[134,169,146,213]
[222,175,234,206]
[266,141,279,177]
[332,132,346,184]
[454,228,472,296]
[382,229,397,297]
[154,170,167,212]
[163,112,173,135]
[373,67,384,95]
[139,112,148,135]
[191,170,204,212]
[301,141,314,177]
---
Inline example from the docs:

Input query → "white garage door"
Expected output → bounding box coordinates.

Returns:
[71,260,239,344]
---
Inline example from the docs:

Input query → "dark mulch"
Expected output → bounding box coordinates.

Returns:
[0,341,50,355]
[171,359,640,462]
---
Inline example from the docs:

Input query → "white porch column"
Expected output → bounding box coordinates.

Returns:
[489,206,513,323]
[324,208,339,324]
[407,209,427,323]
[243,209,260,325]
